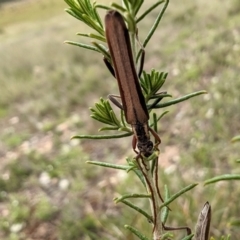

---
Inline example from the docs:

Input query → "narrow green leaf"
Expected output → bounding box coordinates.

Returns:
[126,158,146,186]
[120,110,128,128]
[153,91,207,109]
[89,33,105,42]
[160,183,198,208]
[94,4,111,11]
[82,14,104,35]
[149,93,171,99]
[111,3,127,13]
[92,41,110,60]
[109,110,121,127]
[91,115,112,125]
[230,219,240,226]
[76,32,106,42]
[65,8,84,21]
[142,0,169,48]
[94,102,109,116]
[64,0,79,9]
[118,127,132,133]
[161,185,170,224]
[84,0,93,14]
[72,132,132,139]
[161,233,174,240]
[181,234,194,240]
[64,41,100,52]
[126,165,137,172]
[133,0,144,16]
[137,1,164,23]
[125,225,150,240]
[204,174,240,185]
[92,4,103,28]
[114,193,150,203]
[99,127,120,131]
[122,0,130,11]
[149,111,169,128]
[87,161,129,170]
[76,0,88,14]
[231,135,240,143]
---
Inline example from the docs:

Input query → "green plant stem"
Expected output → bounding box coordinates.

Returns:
[136,157,163,239]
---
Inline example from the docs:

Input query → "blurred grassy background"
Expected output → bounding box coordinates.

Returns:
[0,0,240,239]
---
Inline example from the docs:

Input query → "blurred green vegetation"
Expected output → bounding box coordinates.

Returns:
[0,0,240,239]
